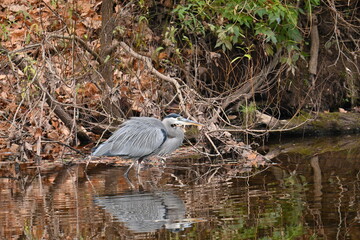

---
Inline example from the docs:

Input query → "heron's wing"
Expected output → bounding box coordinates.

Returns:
[92,117,167,158]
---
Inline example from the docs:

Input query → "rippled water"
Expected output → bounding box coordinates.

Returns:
[1,135,360,239]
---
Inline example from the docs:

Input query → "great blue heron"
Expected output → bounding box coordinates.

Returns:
[92,113,202,176]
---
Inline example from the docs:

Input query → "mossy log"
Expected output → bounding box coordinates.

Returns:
[256,111,360,136]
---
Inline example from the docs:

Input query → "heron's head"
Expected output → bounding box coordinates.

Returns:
[163,113,203,127]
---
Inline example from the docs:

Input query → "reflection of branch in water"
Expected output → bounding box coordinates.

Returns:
[310,156,323,200]
[94,191,192,233]
[335,176,345,240]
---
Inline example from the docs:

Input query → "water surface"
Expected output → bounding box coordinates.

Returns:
[1,135,360,239]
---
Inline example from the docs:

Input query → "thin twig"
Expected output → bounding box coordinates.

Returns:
[47,34,103,64]
[42,139,86,156]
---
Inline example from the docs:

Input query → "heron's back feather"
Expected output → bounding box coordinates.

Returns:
[92,117,167,158]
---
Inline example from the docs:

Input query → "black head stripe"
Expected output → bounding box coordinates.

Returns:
[164,113,181,119]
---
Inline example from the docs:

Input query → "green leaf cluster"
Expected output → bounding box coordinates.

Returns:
[170,0,319,56]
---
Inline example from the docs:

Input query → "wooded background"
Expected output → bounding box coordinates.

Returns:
[0,0,359,161]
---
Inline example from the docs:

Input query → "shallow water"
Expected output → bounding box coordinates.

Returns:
[1,135,360,239]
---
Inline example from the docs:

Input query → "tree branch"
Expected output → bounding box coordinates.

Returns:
[119,41,190,117]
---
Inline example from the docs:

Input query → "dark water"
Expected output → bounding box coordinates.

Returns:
[1,135,360,239]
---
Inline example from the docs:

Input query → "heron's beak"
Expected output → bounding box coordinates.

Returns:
[177,117,203,127]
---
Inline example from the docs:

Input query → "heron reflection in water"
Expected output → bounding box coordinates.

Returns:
[92,114,202,176]
[94,191,192,233]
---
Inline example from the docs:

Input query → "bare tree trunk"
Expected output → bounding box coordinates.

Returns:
[99,0,132,118]
[309,14,319,87]
[100,0,114,88]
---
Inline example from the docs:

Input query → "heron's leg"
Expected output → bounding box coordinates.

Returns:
[159,157,167,167]
[124,160,136,177]
[136,162,141,175]
[85,155,92,171]
[124,176,135,189]
[136,157,145,176]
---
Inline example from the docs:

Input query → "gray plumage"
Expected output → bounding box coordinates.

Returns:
[92,114,202,176]
[94,191,190,233]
